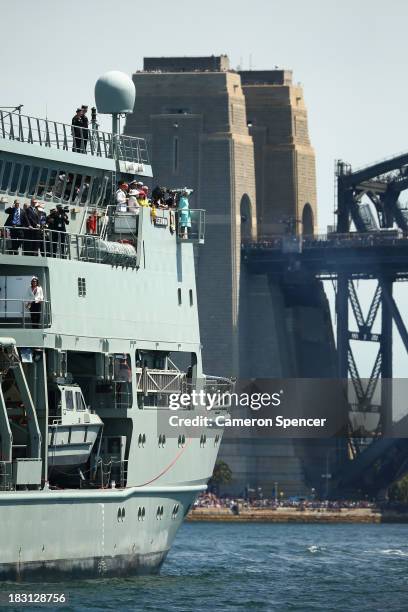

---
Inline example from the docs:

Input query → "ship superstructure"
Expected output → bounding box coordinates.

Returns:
[0,72,229,579]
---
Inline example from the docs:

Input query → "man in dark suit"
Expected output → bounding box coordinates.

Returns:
[5,200,25,254]
[23,198,40,255]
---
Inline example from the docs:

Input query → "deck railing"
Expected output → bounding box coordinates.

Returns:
[0,226,137,267]
[136,368,186,394]
[0,111,149,165]
[244,231,408,252]
[0,299,51,328]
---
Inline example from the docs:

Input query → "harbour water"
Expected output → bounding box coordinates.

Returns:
[2,522,408,611]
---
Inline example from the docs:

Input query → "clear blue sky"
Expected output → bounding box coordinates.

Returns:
[2,0,408,380]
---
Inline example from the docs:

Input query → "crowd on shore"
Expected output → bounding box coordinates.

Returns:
[193,492,376,511]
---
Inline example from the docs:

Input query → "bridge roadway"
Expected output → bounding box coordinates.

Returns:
[242,232,408,280]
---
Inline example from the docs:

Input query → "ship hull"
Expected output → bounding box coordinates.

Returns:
[0,485,202,581]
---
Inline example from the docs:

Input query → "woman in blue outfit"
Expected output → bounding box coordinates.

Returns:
[177,188,192,239]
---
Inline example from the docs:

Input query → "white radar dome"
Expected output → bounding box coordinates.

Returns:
[94,71,136,114]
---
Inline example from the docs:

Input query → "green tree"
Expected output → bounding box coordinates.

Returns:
[389,473,408,503]
[208,460,232,493]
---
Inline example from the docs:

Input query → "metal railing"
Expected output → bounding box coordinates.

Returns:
[176,209,205,243]
[0,110,149,165]
[0,461,13,490]
[1,226,137,267]
[136,368,186,394]
[0,298,51,328]
[244,231,408,252]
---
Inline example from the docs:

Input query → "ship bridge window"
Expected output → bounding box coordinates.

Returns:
[0,161,12,192]
[80,176,92,204]
[65,390,74,411]
[10,163,22,193]
[75,391,86,411]
[36,167,48,198]
[44,169,58,200]
[90,176,104,205]
[18,165,31,195]
[27,166,40,196]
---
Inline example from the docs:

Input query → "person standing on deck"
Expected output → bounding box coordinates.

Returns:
[5,200,25,254]
[80,105,89,152]
[71,108,83,153]
[24,199,40,255]
[25,276,44,328]
[177,188,192,239]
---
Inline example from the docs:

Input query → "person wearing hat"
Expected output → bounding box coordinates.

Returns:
[127,188,140,215]
[137,189,149,208]
[116,182,128,212]
[25,276,44,328]
[80,105,89,152]
[71,108,83,153]
[177,188,192,239]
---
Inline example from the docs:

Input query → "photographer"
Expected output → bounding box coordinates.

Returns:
[48,204,69,257]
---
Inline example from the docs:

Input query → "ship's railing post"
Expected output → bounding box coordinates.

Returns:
[36,118,42,145]
[27,116,33,143]
[18,115,23,142]
[62,123,68,150]
[9,114,14,140]
[45,120,51,147]
[54,122,60,149]
[0,111,5,138]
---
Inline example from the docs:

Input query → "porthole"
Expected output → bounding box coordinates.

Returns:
[177,288,182,305]
[172,503,180,519]
[189,289,193,306]
[200,434,207,448]
[158,434,166,448]
[214,434,220,445]
[178,434,186,448]
[138,506,146,521]
[138,433,146,448]
[155,505,164,520]
[117,508,121,522]
[142,507,146,519]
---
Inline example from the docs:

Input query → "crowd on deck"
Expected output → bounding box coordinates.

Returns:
[4,198,69,256]
[115,182,193,238]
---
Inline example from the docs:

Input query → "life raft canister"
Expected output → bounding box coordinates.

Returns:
[86,212,97,234]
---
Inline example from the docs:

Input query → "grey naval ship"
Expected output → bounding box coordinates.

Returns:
[0,71,230,579]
